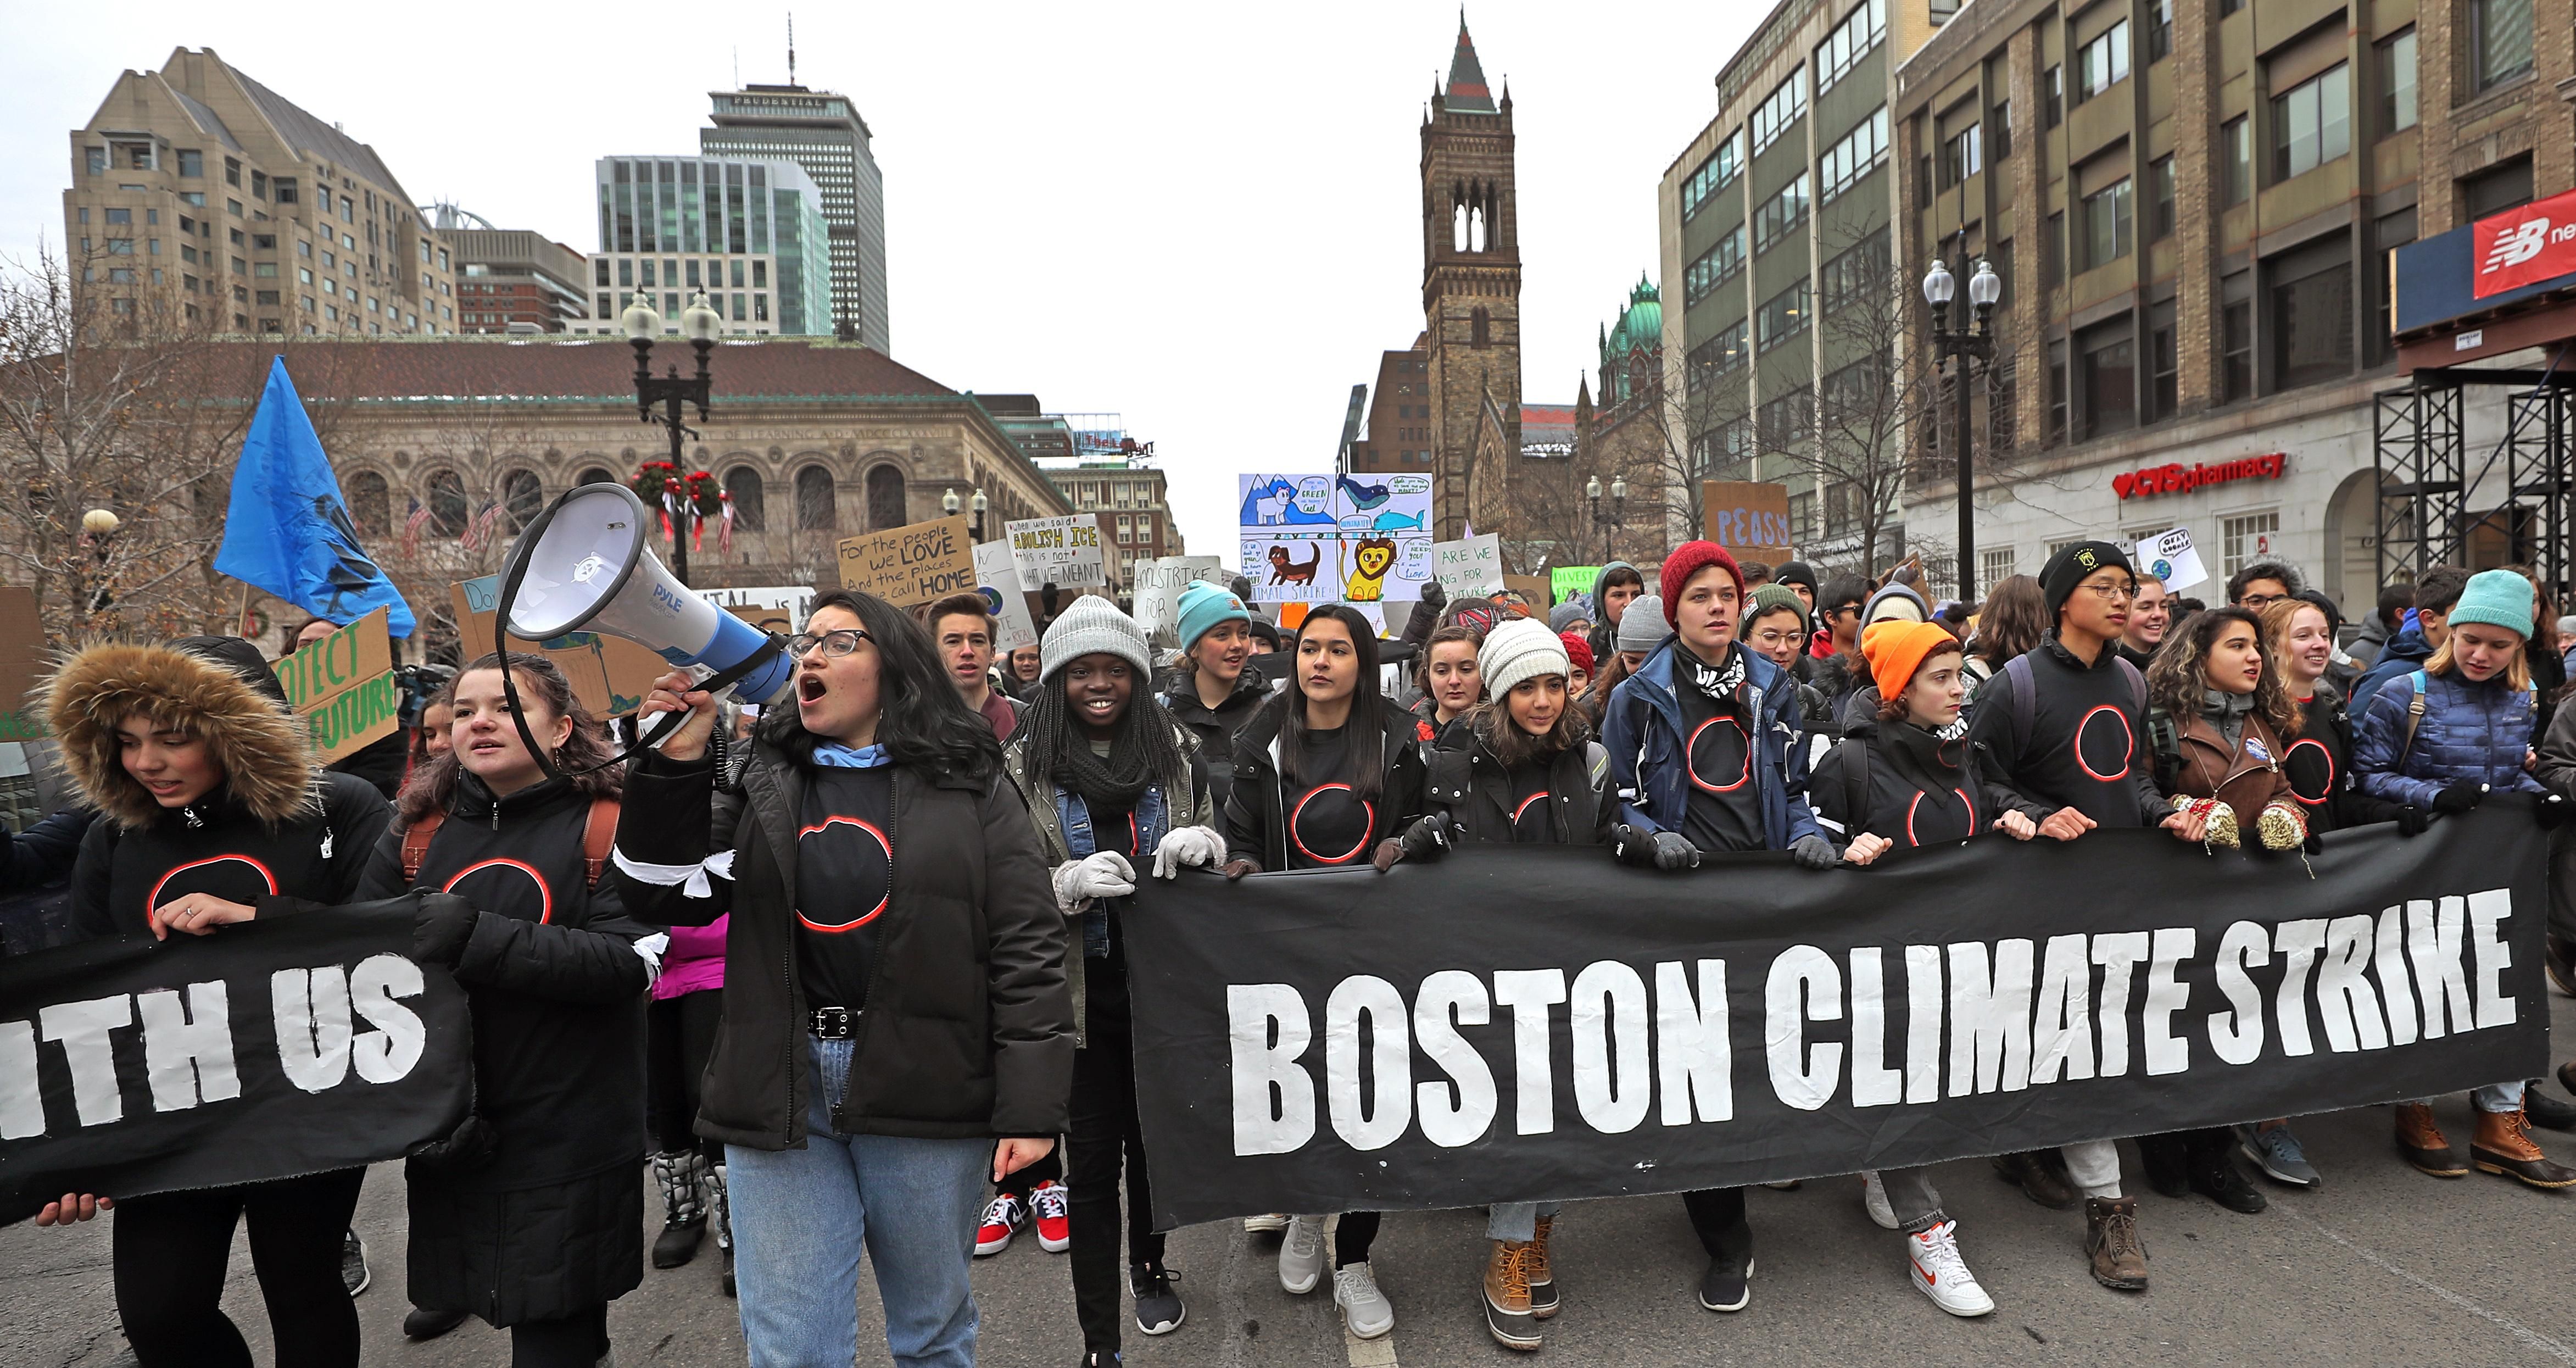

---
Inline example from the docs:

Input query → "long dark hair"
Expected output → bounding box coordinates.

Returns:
[1021,652,1190,807]
[397,653,621,828]
[1414,623,1485,695]
[1266,603,1390,801]
[761,588,1001,780]
[2145,605,2302,741]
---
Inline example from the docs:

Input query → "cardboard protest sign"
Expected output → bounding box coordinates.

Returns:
[972,541,1040,654]
[1699,481,1795,566]
[1133,556,1225,643]
[1005,514,1109,592]
[1501,575,1550,613]
[274,607,398,763]
[1431,535,1504,598]
[0,587,44,742]
[837,515,978,607]
[697,585,814,636]
[2134,526,2211,594]
[451,577,667,718]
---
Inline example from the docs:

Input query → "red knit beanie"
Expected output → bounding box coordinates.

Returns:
[1558,630,1595,675]
[1659,541,1743,626]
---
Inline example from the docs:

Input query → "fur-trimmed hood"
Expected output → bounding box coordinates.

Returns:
[46,641,319,831]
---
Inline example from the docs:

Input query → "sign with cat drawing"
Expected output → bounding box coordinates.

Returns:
[1236,472,1433,605]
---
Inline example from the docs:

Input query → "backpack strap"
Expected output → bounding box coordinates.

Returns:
[2005,653,2036,762]
[582,796,620,887]
[2114,657,2148,719]
[400,810,445,883]
[1839,736,1871,837]
[2397,670,2429,771]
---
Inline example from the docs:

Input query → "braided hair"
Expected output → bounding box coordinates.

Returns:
[1021,657,1191,808]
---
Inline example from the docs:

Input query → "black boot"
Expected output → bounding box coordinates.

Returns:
[651,1151,708,1269]
[2137,1135,2192,1199]
[2187,1141,2267,1214]
[2524,1081,2576,1132]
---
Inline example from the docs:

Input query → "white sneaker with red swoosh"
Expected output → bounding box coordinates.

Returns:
[1908,1221,1994,1317]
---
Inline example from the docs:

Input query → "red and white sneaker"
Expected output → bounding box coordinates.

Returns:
[1031,1180,1072,1253]
[974,1192,1026,1257]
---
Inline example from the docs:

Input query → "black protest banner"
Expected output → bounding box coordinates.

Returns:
[1123,802,2549,1231]
[0,898,471,1224]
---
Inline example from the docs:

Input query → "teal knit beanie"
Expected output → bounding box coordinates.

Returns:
[2446,569,2535,641]
[1174,580,1252,652]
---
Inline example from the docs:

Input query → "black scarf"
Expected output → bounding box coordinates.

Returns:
[1056,731,1155,809]
[1678,641,1747,703]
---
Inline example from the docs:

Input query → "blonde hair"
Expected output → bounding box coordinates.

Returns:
[2425,633,2532,691]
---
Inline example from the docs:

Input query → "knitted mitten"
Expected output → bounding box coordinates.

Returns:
[2177,796,2239,849]
[2255,800,2309,852]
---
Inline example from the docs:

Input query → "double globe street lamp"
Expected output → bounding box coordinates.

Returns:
[623,289,726,586]
[944,485,990,542]
[1585,473,1627,565]
[1922,253,2002,603]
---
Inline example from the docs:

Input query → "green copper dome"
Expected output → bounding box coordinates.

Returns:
[1603,274,1662,362]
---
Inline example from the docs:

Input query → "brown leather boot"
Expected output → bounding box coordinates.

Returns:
[1992,1150,2079,1209]
[1482,1240,1541,1350]
[2394,1102,2468,1177]
[2472,1106,2576,1188]
[1526,1215,1557,1320]
[2084,1197,2148,1291]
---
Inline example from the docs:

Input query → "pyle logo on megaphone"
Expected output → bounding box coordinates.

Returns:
[499,483,798,704]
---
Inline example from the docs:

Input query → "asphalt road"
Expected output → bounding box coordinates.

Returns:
[16,997,2576,1366]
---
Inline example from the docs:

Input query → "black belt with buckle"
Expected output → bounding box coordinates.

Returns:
[809,1005,858,1040]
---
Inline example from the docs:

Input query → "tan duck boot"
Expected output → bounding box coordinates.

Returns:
[2395,1102,2468,1177]
[2472,1106,2576,1188]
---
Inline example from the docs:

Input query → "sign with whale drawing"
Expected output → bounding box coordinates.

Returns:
[1238,472,1435,605]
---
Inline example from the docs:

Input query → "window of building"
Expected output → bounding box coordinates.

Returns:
[2075,20,2132,103]
[2462,156,2535,218]
[255,290,278,305]
[1686,226,1746,304]
[2378,30,2418,133]
[1821,107,1891,203]
[2082,321,2135,438]
[347,470,390,537]
[2271,63,2350,180]
[104,238,132,255]
[2044,65,2064,127]
[1750,73,1806,155]
[2079,177,2132,271]
[2473,0,2534,92]
[104,208,130,225]
[2222,117,2251,205]
[1989,99,2013,163]
[2147,0,2173,60]
[1686,319,1751,386]
[224,157,241,186]
[2222,297,2255,399]
[864,464,907,530]
[180,191,204,207]
[501,470,545,532]
[1815,0,1887,94]
[1752,174,1810,255]
[795,465,838,530]
[1757,278,1812,351]
[1758,385,1813,450]
[2150,156,2176,240]
[2222,510,2281,576]
[2374,207,2418,365]
[2271,250,2354,389]
[2148,299,2178,420]
[1941,119,1983,187]
[250,170,267,200]
[273,178,295,204]
[1982,547,2017,588]
[86,147,105,176]
[1681,131,1743,221]
[426,469,469,536]
[1820,229,1890,313]
[253,233,275,251]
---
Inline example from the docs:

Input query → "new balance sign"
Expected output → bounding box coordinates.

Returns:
[2472,187,2576,298]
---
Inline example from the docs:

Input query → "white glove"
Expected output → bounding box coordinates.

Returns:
[1152,825,1227,880]
[1051,850,1136,912]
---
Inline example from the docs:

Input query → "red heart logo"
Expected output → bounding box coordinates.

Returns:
[2113,472,2137,499]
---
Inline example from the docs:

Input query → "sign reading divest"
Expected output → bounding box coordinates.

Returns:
[1006,514,1109,591]
[1121,807,2548,1230]
[452,577,667,718]
[1549,566,1598,609]
[0,896,473,1224]
[274,607,398,763]
[1699,481,1794,566]
[837,515,977,607]
[0,587,46,742]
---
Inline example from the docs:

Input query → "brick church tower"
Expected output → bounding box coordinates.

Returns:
[1421,18,1521,541]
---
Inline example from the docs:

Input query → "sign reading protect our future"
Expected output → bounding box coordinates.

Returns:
[274,606,398,763]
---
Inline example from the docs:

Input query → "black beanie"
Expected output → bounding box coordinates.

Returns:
[1775,560,1819,593]
[2039,541,2135,621]
[170,636,293,710]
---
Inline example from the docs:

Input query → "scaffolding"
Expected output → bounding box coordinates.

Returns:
[2374,366,2576,592]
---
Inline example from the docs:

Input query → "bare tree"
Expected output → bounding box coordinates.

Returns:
[1796,223,1927,581]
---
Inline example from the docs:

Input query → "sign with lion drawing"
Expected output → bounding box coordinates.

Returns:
[1237,472,1434,605]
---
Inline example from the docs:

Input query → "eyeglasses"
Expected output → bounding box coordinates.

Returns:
[1827,604,1862,619]
[784,627,872,659]
[2237,592,2285,607]
[2079,581,2140,602]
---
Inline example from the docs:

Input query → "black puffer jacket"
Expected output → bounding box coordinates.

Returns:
[1164,669,1270,815]
[612,743,1072,1148]
[1418,726,1612,847]
[1222,698,1430,870]
[357,773,651,1324]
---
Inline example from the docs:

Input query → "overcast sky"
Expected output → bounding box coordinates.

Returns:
[1,1,1761,559]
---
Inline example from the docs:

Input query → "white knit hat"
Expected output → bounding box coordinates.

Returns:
[1039,594,1151,681]
[1479,618,1571,700]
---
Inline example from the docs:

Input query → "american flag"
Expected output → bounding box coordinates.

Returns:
[460,501,506,552]
[400,498,431,557]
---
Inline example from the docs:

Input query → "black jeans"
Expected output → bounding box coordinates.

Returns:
[111,1167,366,1368]
[509,1303,607,1368]
[646,989,723,1159]
[1069,946,1163,1353]
[1680,1187,1751,1263]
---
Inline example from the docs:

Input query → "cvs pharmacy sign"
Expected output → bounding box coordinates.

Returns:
[2473,187,2576,298]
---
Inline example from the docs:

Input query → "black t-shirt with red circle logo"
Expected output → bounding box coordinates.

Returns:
[1285,725,1379,868]
[1678,680,1766,855]
[1966,637,2164,828]
[796,767,896,1011]
[1505,761,1558,843]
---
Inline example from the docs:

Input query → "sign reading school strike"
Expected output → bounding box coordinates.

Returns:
[836,514,978,607]
[0,897,473,1224]
[1122,805,2548,1230]
[274,606,399,763]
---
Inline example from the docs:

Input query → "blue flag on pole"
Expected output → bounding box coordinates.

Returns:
[213,357,414,637]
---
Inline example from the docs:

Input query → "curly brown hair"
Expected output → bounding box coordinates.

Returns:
[2143,606,2301,741]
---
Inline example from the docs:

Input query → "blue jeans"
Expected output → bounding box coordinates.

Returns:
[2411,1081,2527,1113]
[726,1037,994,1368]
[1486,1202,1562,1242]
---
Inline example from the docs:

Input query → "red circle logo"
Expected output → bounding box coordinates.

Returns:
[1687,717,1752,793]
[148,855,279,911]
[1289,783,1376,865]
[2283,737,2335,807]
[443,858,556,925]
[2072,705,2135,782]
[796,815,893,931]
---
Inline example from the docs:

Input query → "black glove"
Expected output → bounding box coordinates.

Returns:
[1222,857,1263,881]
[1612,824,1657,867]
[411,892,479,969]
[1398,814,1453,862]
[1418,581,1447,614]
[2432,781,2487,815]
[2304,831,2324,856]
[2541,794,2572,829]
[1791,835,1838,870]
[409,1113,497,1173]
[2396,805,2429,837]
[1650,830,1700,871]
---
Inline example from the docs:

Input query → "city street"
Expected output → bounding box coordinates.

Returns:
[13,987,2576,1367]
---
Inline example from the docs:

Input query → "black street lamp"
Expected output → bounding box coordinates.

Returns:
[1922,248,2001,603]
[1586,473,1628,564]
[944,486,992,542]
[622,288,725,587]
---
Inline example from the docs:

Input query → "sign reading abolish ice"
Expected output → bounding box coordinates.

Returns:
[0,898,473,1223]
[1006,514,1109,591]
[1122,806,2547,1230]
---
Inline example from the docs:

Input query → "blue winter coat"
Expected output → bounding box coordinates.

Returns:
[2346,619,2433,720]
[1601,639,1824,851]
[2350,666,2544,808]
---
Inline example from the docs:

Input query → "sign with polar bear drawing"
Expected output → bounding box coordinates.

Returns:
[1237,472,1434,605]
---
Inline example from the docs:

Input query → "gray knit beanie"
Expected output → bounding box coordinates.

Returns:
[1480,618,1571,700]
[1616,596,1672,654]
[1039,594,1151,680]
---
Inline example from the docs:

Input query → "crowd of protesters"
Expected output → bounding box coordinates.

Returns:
[10,536,2576,1367]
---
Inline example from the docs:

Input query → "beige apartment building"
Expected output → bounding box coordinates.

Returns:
[1892,0,2573,610]
[64,47,457,336]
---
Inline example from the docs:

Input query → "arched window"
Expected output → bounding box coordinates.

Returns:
[576,466,616,486]
[794,465,837,530]
[865,464,907,530]
[347,470,389,537]
[725,465,766,532]
[500,469,544,531]
[426,469,469,536]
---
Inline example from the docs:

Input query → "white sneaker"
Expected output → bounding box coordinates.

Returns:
[1244,1213,1289,1233]
[1333,1260,1396,1339]
[973,1193,1024,1258]
[1907,1221,1995,1317]
[1278,1215,1326,1294]
[1861,1172,1897,1230]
